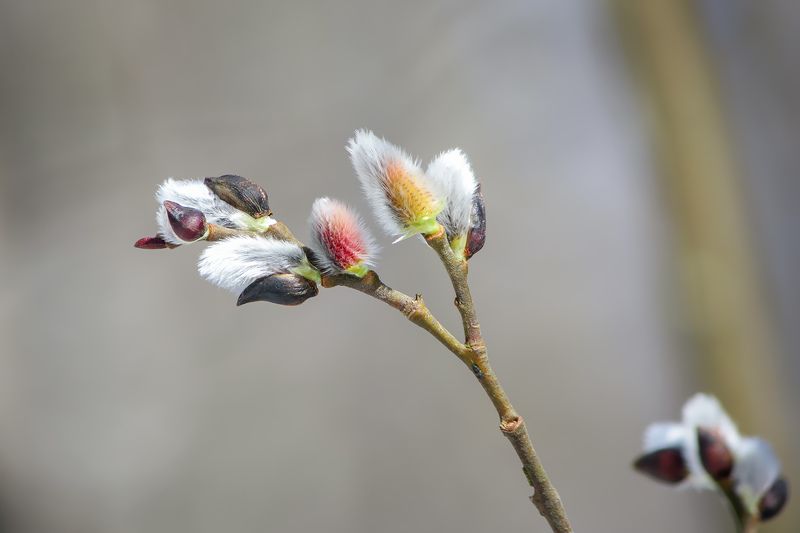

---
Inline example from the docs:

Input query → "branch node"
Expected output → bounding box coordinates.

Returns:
[500,415,523,434]
[404,296,427,321]
[468,342,487,358]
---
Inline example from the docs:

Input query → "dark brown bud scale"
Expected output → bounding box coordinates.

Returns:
[164,201,207,242]
[697,427,734,480]
[134,235,168,249]
[237,273,318,306]
[465,184,486,259]
[302,246,326,273]
[633,447,689,484]
[205,175,271,218]
[759,477,789,522]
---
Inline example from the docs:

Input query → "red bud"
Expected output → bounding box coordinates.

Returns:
[634,447,689,484]
[697,428,734,480]
[134,235,169,249]
[164,201,207,242]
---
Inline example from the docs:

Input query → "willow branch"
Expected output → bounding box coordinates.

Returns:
[425,229,573,533]
[287,220,572,532]
[322,271,470,363]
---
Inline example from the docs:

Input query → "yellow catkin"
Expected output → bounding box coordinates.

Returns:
[385,161,439,227]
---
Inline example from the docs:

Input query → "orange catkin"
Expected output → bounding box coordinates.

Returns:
[384,161,439,226]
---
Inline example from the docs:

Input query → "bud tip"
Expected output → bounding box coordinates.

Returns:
[164,200,208,242]
[134,235,168,249]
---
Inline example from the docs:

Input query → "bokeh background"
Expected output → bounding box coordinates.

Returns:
[1,1,798,532]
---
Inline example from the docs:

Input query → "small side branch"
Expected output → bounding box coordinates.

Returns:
[322,271,470,363]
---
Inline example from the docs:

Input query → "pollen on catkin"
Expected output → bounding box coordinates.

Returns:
[348,129,442,242]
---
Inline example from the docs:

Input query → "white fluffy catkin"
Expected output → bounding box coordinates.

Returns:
[426,148,478,239]
[347,129,425,238]
[156,178,266,244]
[640,393,783,497]
[733,437,781,513]
[308,197,378,274]
[198,236,306,293]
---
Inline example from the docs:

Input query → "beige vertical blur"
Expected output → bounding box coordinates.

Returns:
[612,2,796,531]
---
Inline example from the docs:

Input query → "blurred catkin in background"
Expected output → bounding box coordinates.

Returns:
[0,1,797,532]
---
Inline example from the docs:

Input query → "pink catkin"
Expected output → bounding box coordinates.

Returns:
[320,203,366,269]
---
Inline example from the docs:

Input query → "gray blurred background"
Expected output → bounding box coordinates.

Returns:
[1,1,798,532]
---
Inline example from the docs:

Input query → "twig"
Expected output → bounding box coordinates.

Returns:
[425,228,573,533]
[324,231,573,533]
[322,271,469,362]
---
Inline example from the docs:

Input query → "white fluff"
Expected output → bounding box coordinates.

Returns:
[426,148,478,239]
[197,236,305,293]
[681,394,741,447]
[347,129,426,238]
[156,178,275,244]
[308,197,378,274]
[733,437,782,514]
[639,393,784,498]
[643,421,688,453]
